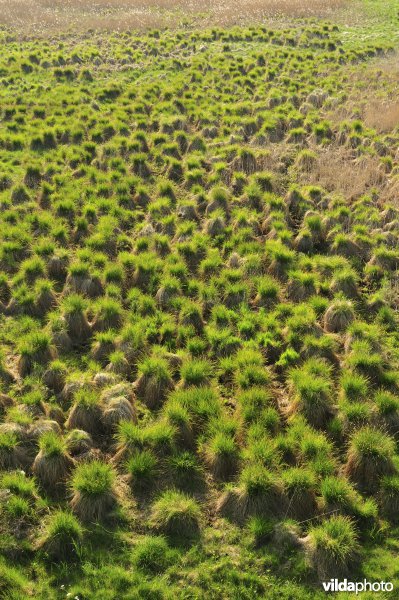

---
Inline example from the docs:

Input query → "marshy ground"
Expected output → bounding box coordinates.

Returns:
[0,1,399,598]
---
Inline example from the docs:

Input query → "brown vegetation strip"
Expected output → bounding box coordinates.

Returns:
[0,0,347,34]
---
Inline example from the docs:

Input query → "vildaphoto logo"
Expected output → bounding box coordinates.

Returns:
[322,579,394,594]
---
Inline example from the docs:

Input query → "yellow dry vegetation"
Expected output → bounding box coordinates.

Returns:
[0,0,347,34]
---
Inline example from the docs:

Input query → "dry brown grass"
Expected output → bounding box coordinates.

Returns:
[299,146,386,201]
[364,101,399,134]
[362,64,399,133]
[328,55,399,134]
[314,53,399,203]
[0,0,347,35]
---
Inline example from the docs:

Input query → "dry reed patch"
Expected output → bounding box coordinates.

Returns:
[300,146,387,201]
[0,0,347,35]
[0,0,170,33]
[380,176,399,208]
[331,97,399,133]
[364,100,399,133]
[328,54,399,133]
[361,57,399,133]
[210,0,346,24]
